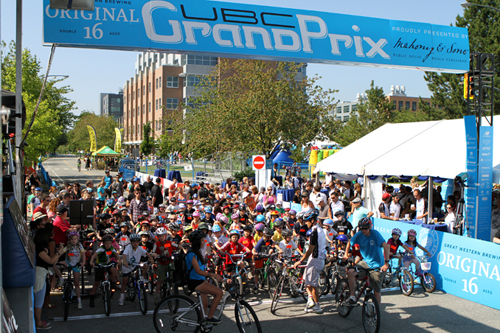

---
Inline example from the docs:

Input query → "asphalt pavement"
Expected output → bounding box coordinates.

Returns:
[42,156,500,333]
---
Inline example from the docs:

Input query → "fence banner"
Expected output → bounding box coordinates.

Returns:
[87,125,97,152]
[114,127,122,153]
[464,116,477,237]
[372,218,500,311]
[477,127,493,241]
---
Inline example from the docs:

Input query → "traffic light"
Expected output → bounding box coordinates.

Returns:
[464,72,474,100]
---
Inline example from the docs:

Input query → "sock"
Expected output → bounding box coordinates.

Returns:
[78,297,81,302]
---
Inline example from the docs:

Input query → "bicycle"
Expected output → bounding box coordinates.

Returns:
[405,255,436,295]
[153,281,262,333]
[127,262,149,315]
[77,163,81,172]
[59,264,78,321]
[381,252,414,296]
[336,267,381,333]
[95,263,116,317]
[254,253,278,298]
[149,256,179,299]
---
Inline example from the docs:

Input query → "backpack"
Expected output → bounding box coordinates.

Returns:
[173,249,194,287]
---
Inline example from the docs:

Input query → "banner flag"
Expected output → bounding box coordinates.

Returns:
[87,125,97,152]
[114,127,122,153]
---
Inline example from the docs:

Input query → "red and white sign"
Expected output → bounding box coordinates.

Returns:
[252,155,266,170]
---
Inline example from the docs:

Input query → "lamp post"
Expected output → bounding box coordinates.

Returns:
[461,1,500,12]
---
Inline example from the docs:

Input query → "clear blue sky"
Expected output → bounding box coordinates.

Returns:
[1,0,467,115]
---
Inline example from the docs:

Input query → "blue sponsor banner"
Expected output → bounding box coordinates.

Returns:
[373,218,500,311]
[43,0,469,73]
[477,127,493,241]
[464,115,478,237]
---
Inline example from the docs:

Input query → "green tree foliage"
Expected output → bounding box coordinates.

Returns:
[140,122,154,156]
[163,59,336,158]
[424,0,500,118]
[324,81,434,147]
[156,110,185,158]
[67,112,118,152]
[1,41,75,160]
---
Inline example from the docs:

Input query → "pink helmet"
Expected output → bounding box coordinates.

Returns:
[231,212,239,220]
[193,211,200,217]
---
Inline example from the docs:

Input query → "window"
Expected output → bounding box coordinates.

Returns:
[149,82,151,93]
[343,105,350,113]
[412,101,417,111]
[184,75,202,87]
[183,97,194,108]
[398,101,403,110]
[143,104,145,114]
[159,98,161,108]
[156,99,158,110]
[166,98,179,109]
[351,105,357,112]
[344,116,350,122]
[166,76,179,88]
[187,55,217,66]
[336,106,342,114]
[159,76,161,88]
[143,85,145,95]
[149,102,151,113]
[156,78,158,89]
[336,116,342,121]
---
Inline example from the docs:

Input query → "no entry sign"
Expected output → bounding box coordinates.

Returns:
[252,155,266,170]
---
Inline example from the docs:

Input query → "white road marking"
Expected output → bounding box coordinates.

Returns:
[63,168,69,170]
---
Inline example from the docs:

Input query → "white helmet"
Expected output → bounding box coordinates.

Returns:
[156,227,168,235]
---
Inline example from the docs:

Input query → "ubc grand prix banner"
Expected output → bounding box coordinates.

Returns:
[373,218,500,311]
[43,0,469,73]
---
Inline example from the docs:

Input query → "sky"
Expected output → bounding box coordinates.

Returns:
[1,0,468,116]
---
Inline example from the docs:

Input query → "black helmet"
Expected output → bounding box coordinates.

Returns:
[100,213,112,220]
[188,230,206,243]
[303,209,319,221]
[282,229,292,237]
[102,236,113,242]
[358,217,372,229]
[273,219,283,227]
[334,210,345,217]
[168,222,180,231]
[243,224,253,232]
[264,228,274,237]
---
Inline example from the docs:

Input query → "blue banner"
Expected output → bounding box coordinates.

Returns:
[372,218,500,311]
[477,127,493,241]
[43,0,469,73]
[464,115,477,237]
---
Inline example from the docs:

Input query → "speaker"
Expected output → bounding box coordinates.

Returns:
[69,200,94,226]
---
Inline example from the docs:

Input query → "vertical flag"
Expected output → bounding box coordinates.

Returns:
[87,125,97,152]
[114,127,122,153]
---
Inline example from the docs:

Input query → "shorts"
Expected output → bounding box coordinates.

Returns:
[187,279,205,291]
[157,264,169,281]
[34,280,46,308]
[304,258,324,287]
[66,260,81,273]
[254,259,264,269]
[94,267,105,282]
[354,261,385,293]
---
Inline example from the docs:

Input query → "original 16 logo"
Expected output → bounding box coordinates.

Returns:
[417,229,439,257]
[141,1,390,58]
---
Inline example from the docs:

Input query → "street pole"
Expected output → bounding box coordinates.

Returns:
[15,0,23,209]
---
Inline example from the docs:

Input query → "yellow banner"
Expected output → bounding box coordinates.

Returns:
[114,127,122,153]
[87,125,97,152]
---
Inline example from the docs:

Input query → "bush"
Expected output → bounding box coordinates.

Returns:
[233,169,255,182]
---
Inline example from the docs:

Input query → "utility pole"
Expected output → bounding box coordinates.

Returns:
[15,0,23,209]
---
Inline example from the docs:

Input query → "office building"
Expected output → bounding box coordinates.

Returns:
[100,91,124,121]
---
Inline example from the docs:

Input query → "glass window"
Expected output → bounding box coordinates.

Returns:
[187,55,217,66]
[183,97,194,108]
[398,101,403,110]
[405,101,410,109]
[343,105,350,113]
[143,104,145,114]
[187,76,202,87]
[143,85,145,96]
[336,106,342,114]
[156,99,158,110]
[166,76,179,88]
[149,102,151,112]
[351,105,357,112]
[159,98,161,108]
[149,82,151,93]
[156,78,158,89]
[344,116,349,121]
[166,98,179,109]
[159,76,161,88]
[412,101,417,111]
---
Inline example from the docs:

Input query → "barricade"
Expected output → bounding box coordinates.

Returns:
[39,164,56,187]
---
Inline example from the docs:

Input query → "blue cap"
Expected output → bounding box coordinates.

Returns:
[86,187,93,193]
[35,187,42,191]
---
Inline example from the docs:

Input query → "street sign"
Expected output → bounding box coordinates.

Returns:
[252,155,266,170]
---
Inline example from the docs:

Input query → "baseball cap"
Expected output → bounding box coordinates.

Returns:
[352,197,362,203]
[382,193,392,200]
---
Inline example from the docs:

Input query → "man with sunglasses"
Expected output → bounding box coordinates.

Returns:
[344,217,390,306]
[33,194,50,218]
[348,197,373,230]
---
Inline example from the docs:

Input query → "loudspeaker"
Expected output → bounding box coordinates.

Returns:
[69,200,94,226]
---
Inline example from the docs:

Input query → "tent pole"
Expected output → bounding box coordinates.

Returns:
[428,176,433,224]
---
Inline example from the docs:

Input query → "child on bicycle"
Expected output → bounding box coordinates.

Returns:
[278,229,303,259]
[115,222,131,254]
[153,227,174,305]
[323,219,338,251]
[272,219,285,242]
[119,234,155,306]
[63,232,85,309]
[387,228,410,264]
[239,225,258,292]
[212,224,229,250]
[220,230,251,284]
[89,236,120,308]
[252,228,276,288]
[403,229,431,276]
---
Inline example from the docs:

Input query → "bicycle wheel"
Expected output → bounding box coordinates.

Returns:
[399,270,414,296]
[267,272,278,299]
[336,279,353,318]
[362,294,380,333]
[235,299,263,333]
[234,276,244,297]
[319,268,330,295]
[139,284,148,315]
[382,266,392,288]
[270,277,284,314]
[148,269,155,295]
[104,284,111,317]
[421,272,436,293]
[331,274,339,296]
[63,284,72,321]
[153,295,202,333]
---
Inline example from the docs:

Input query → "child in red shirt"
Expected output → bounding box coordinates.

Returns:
[238,225,257,291]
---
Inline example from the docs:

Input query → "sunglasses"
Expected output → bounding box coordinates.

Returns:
[135,191,141,193]
[360,227,370,230]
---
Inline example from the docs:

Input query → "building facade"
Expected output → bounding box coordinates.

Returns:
[100,92,124,121]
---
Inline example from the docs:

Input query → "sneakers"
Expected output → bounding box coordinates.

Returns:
[306,299,315,309]
[347,296,357,306]
[312,304,323,314]
[205,317,222,325]
[89,295,95,308]
[252,286,258,294]
[37,323,52,330]
[56,278,64,288]
[78,300,82,310]
[118,293,125,306]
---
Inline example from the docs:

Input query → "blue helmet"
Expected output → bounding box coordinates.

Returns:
[106,199,115,207]
[256,215,266,223]
[204,206,212,213]
[212,225,222,232]
[229,229,240,237]
[323,219,334,226]
[336,234,349,243]
[304,209,319,221]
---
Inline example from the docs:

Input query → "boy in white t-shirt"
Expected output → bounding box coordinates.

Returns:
[278,229,303,258]
[212,224,229,250]
[118,233,155,306]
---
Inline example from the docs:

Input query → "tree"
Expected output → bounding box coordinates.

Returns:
[156,110,185,158]
[140,122,154,156]
[66,112,118,152]
[169,59,337,158]
[424,0,500,118]
[1,41,75,160]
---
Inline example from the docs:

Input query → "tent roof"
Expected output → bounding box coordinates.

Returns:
[93,146,119,156]
[273,151,293,164]
[315,116,500,180]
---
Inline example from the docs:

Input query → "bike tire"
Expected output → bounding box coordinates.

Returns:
[267,273,278,299]
[399,270,414,296]
[104,284,111,317]
[331,275,339,297]
[153,295,202,333]
[235,299,263,333]
[319,268,330,295]
[336,279,353,318]
[270,276,284,314]
[421,272,436,293]
[382,266,392,288]
[139,284,148,315]
[63,285,71,321]
[362,294,381,333]
[148,269,155,295]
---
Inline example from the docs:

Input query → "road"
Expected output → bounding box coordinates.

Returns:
[42,156,500,333]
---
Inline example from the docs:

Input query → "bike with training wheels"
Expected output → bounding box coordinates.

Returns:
[127,262,150,315]
[381,252,414,296]
[405,255,436,295]
[336,266,381,333]
[153,277,262,333]
[95,263,116,317]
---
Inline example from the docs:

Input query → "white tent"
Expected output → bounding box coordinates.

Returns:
[315,116,500,181]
